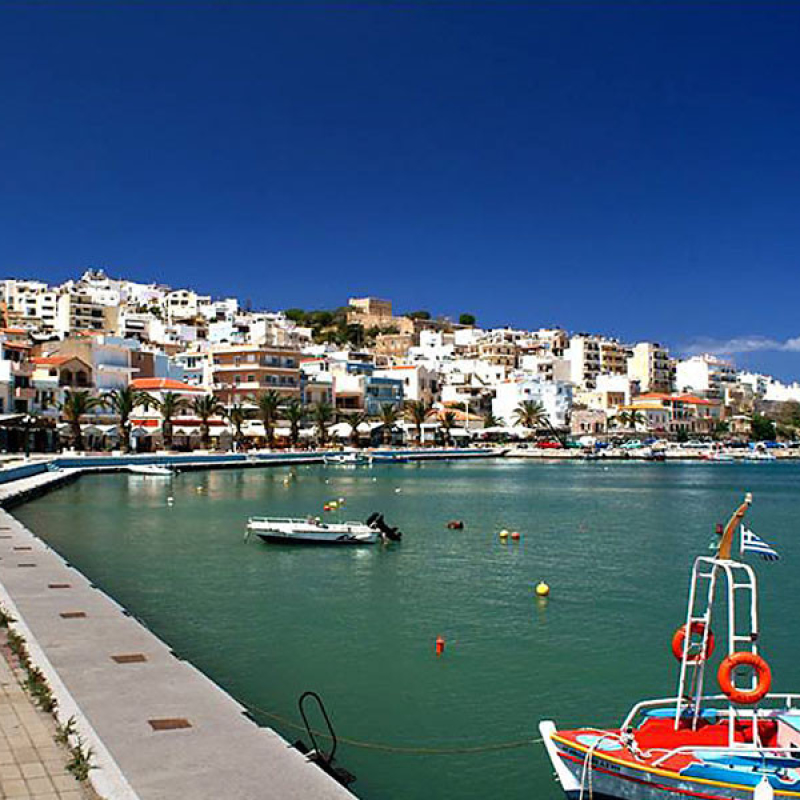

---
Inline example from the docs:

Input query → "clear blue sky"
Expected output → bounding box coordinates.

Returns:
[1,2,799,378]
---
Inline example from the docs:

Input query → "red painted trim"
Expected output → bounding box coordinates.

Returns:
[558,749,727,800]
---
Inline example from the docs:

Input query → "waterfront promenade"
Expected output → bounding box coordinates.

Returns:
[0,465,359,800]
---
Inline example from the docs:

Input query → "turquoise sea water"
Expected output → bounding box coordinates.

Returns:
[14,461,800,800]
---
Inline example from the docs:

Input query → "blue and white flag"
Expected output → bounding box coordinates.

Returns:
[741,525,780,561]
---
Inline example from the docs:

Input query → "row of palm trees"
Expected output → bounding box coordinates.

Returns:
[58,388,563,452]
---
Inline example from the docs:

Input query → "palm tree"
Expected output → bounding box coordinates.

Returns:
[156,392,187,451]
[404,400,431,447]
[439,410,457,446]
[339,410,369,448]
[712,420,730,441]
[312,402,335,447]
[283,399,306,448]
[59,390,102,452]
[377,404,401,446]
[483,411,501,429]
[226,403,249,450]
[256,390,281,449]
[192,394,225,449]
[512,400,566,445]
[619,409,645,433]
[102,387,154,452]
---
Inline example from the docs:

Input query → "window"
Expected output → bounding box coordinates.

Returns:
[247,375,254,383]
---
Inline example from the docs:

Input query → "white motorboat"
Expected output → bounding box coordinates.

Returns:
[246,512,401,545]
[126,464,174,477]
[323,450,370,466]
[746,450,777,462]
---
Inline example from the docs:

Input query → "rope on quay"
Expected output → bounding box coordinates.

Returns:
[247,703,542,755]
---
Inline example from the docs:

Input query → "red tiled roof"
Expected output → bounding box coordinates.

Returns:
[674,394,716,406]
[33,356,73,366]
[130,378,205,392]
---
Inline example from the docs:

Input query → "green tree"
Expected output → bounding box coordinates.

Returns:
[404,400,431,446]
[59,390,102,452]
[711,420,730,441]
[257,390,282,448]
[439,410,457,445]
[283,399,306,448]
[751,414,776,441]
[313,402,335,447]
[339,410,369,448]
[406,310,431,320]
[102,387,154,452]
[192,395,225,449]
[377,404,401,445]
[284,308,307,323]
[512,400,566,445]
[226,403,249,449]
[483,411,501,429]
[459,313,476,326]
[618,409,645,433]
[156,392,188,450]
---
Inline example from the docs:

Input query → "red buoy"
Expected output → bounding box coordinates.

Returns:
[435,636,445,656]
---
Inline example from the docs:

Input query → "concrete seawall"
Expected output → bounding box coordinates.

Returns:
[0,465,362,799]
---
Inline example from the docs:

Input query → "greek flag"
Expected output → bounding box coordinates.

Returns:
[741,526,780,561]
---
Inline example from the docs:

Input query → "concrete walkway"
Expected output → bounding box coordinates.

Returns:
[0,635,95,800]
[0,492,356,799]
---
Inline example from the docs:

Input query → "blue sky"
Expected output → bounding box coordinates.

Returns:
[1,2,799,378]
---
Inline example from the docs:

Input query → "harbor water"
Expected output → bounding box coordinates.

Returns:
[14,460,800,800]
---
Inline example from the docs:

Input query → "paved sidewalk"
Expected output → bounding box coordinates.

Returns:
[0,639,94,800]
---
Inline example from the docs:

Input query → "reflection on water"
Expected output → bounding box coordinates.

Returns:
[14,461,800,800]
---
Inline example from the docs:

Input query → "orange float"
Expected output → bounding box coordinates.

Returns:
[718,652,771,704]
[671,621,715,663]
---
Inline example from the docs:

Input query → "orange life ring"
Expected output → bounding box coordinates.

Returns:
[671,622,715,663]
[718,652,772,704]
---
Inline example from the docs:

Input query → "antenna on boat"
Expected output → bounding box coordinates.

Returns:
[717,492,752,560]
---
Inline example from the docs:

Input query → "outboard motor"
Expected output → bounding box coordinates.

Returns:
[366,512,403,542]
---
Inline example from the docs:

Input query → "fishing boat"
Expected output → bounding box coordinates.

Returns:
[323,450,370,466]
[540,493,795,800]
[126,464,174,477]
[370,451,410,464]
[745,451,777,462]
[706,452,736,462]
[246,512,401,545]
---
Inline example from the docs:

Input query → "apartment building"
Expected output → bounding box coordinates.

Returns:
[676,354,737,400]
[56,292,119,337]
[210,344,301,405]
[627,342,675,394]
[1,280,60,333]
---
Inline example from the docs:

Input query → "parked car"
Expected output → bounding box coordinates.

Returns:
[536,441,563,449]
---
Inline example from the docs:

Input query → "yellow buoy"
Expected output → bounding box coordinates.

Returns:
[499,529,509,539]
[535,581,550,598]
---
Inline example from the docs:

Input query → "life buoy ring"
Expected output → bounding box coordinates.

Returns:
[671,622,715,663]
[718,652,771,704]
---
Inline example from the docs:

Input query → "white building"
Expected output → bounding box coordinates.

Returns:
[492,378,572,429]
[676,354,737,399]
[627,342,674,394]
[374,364,439,404]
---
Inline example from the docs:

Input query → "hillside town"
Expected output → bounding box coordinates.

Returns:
[1,269,798,453]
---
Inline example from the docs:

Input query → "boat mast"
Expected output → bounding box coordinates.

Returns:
[674,493,760,745]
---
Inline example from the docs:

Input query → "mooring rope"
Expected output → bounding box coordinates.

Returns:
[247,702,542,755]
